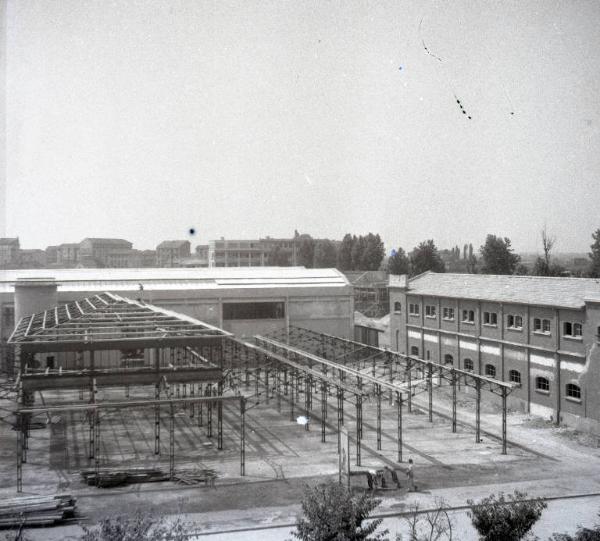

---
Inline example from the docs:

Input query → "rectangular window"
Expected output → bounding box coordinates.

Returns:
[507,314,523,330]
[483,312,497,326]
[563,321,582,338]
[534,318,551,334]
[442,307,454,320]
[534,318,541,331]
[425,305,436,318]
[409,303,420,316]
[462,309,474,323]
[222,302,285,320]
[543,319,551,333]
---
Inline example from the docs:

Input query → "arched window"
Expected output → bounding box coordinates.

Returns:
[394,301,402,313]
[566,383,581,400]
[536,377,550,392]
[463,358,474,371]
[410,346,419,357]
[444,354,453,365]
[485,364,496,378]
[509,370,521,384]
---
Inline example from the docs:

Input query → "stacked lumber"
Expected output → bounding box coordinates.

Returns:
[173,468,218,487]
[0,494,76,528]
[81,467,168,487]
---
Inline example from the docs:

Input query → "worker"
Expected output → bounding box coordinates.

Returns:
[403,458,416,492]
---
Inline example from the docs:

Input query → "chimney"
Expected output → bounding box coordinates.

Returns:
[14,277,58,324]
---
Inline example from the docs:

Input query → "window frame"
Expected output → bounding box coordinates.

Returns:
[393,301,402,313]
[565,383,581,402]
[484,364,496,378]
[509,369,521,384]
[463,358,474,371]
[425,305,437,319]
[563,321,583,339]
[507,314,523,330]
[461,309,475,324]
[222,301,285,320]
[410,346,419,357]
[483,311,498,326]
[409,303,420,317]
[442,307,455,321]
[535,376,550,393]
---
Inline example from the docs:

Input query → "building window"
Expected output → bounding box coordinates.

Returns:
[485,364,496,378]
[461,310,475,323]
[394,301,402,313]
[534,318,551,334]
[563,322,582,338]
[410,346,419,357]
[507,314,523,330]
[597,326,600,343]
[536,377,550,392]
[409,303,420,316]
[442,307,454,320]
[483,311,497,326]
[222,302,285,320]
[566,383,581,401]
[509,370,521,384]
[444,354,453,365]
[463,358,474,371]
[425,305,436,318]
[426,350,431,360]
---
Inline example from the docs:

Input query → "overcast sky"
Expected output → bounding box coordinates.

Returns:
[4,0,600,254]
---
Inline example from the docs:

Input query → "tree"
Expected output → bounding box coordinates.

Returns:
[337,234,355,271]
[313,240,338,268]
[297,236,316,268]
[479,235,521,275]
[410,240,445,276]
[532,225,564,277]
[588,229,600,278]
[400,499,454,541]
[467,490,546,541]
[81,511,191,541]
[267,246,291,266]
[361,233,385,271]
[352,236,367,270]
[388,247,410,275]
[291,481,389,541]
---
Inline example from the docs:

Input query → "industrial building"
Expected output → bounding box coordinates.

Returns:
[388,272,600,433]
[0,266,354,373]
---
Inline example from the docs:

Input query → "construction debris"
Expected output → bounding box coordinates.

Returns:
[0,494,76,528]
[81,467,217,488]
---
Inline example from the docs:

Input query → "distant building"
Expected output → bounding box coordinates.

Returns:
[45,246,58,265]
[129,249,157,268]
[56,243,80,266]
[19,249,47,268]
[344,270,389,318]
[208,236,300,267]
[79,238,133,268]
[0,238,19,266]
[156,240,191,267]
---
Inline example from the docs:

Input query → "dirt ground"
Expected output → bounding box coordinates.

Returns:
[1,377,600,540]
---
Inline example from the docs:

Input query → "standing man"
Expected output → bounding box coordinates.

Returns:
[402,458,416,492]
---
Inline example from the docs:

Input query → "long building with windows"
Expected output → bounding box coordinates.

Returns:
[389,272,600,433]
[0,267,353,373]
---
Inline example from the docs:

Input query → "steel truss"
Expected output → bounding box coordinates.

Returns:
[263,326,516,454]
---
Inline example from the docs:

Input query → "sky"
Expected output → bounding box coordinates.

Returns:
[3,0,600,254]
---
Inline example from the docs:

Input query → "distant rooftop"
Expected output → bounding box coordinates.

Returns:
[157,240,190,249]
[392,272,600,309]
[0,267,350,293]
[81,238,132,245]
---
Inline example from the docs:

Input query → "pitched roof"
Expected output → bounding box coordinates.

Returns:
[9,292,229,351]
[0,238,19,245]
[157,240,190,249]
[395,272,600,309]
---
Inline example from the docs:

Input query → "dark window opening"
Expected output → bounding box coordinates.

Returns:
[46,356,55,370]
[463,358,474,371]
[509,370,521,384]
[444,354,453,365]
[485,364,496,378]
[394,301,402,313]
[223,302,285,320]
[566,383,581,400]
[410,346,419,357]
[536,377,550,392]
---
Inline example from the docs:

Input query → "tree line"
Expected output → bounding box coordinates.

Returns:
[270,228,600,278]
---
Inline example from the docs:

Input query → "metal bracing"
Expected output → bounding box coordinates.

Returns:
[15,395,245,493]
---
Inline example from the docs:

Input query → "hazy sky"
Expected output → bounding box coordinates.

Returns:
[4,0,600,253]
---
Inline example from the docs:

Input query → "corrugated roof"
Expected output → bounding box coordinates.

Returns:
[0,267,350,293]
[394,272,600,309]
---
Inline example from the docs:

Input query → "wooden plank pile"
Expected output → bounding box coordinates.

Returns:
[81,467,168,487]
[173,468,218,487]
[0,494,76,528]
[80,467,218,488]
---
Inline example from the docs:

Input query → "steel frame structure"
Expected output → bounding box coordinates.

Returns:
[263,326,516,454]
